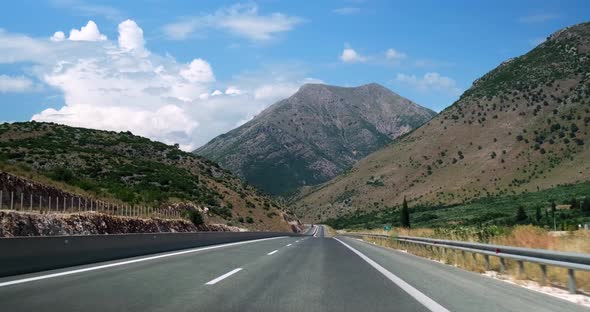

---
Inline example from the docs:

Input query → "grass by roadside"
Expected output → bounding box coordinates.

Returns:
[322,224,337,237]
[346,225,590,293]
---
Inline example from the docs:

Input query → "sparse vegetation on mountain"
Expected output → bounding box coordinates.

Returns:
[0,122,295,232]
[296,22,590,224]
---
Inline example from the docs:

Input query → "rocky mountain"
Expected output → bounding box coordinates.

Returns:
[195,83,436,195]
[0,122,298,232]
[294,22,590,222]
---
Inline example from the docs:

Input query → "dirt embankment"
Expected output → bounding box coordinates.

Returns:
[0,211,241,237]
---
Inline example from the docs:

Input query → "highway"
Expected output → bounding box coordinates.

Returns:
[0,225,586,312]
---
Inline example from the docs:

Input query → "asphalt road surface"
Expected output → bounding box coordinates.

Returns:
[0,225,586,312]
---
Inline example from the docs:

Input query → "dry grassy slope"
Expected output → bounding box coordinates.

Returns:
[0,122,294,232]
[295,22,590,222]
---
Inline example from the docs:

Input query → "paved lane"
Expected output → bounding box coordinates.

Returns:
[0,226,586,311]
[338,236,588,312]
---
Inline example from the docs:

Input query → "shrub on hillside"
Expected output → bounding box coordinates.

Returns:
[185,209,204,226]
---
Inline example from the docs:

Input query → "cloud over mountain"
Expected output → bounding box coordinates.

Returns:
[0,20,315,150]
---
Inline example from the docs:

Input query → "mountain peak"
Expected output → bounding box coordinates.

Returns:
[196,83,435,195]
[297,82,387,92]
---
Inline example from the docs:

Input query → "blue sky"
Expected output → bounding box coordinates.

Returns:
[0,0,588,149]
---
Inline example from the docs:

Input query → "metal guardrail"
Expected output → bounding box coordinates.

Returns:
[343,233,590,294]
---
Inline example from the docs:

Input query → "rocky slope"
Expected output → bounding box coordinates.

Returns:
[0,122,298,232]
[295,22,590,222]
[195,83,435,195]
[0,211,242,237]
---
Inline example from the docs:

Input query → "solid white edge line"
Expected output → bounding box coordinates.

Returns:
[286,244,292,247]
[267,250,278,255]
[0,236,286,288]
[311,226,318,237]
[334,237,450,312]
[205,268,242,285]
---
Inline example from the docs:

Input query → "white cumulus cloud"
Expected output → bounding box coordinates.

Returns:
[68,20,107,41]
[180,59,215,83]
[163,3,302,41]
[118,19,148,56]
[0,20,319,150]
[340,47,367,63]
[396,72,462,96]
[50,31,66,42]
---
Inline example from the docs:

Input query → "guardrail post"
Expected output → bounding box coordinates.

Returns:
[539,264,547,285]
[484,255,490,270]
[517,261,525,277]
[0,190,3,210]
[499,257,506,273]
[10,191,14,210]
[568,269,576,294]
[39,195,42,213]
[49,196,51,212]
[30,194,32,211]
[20,193,24,210]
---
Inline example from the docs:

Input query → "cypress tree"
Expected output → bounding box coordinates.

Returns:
[582,197,590,214]
[570,198,579,209]
[400,197,411,228]
[535,206,542,224]
[515,205,527,223]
